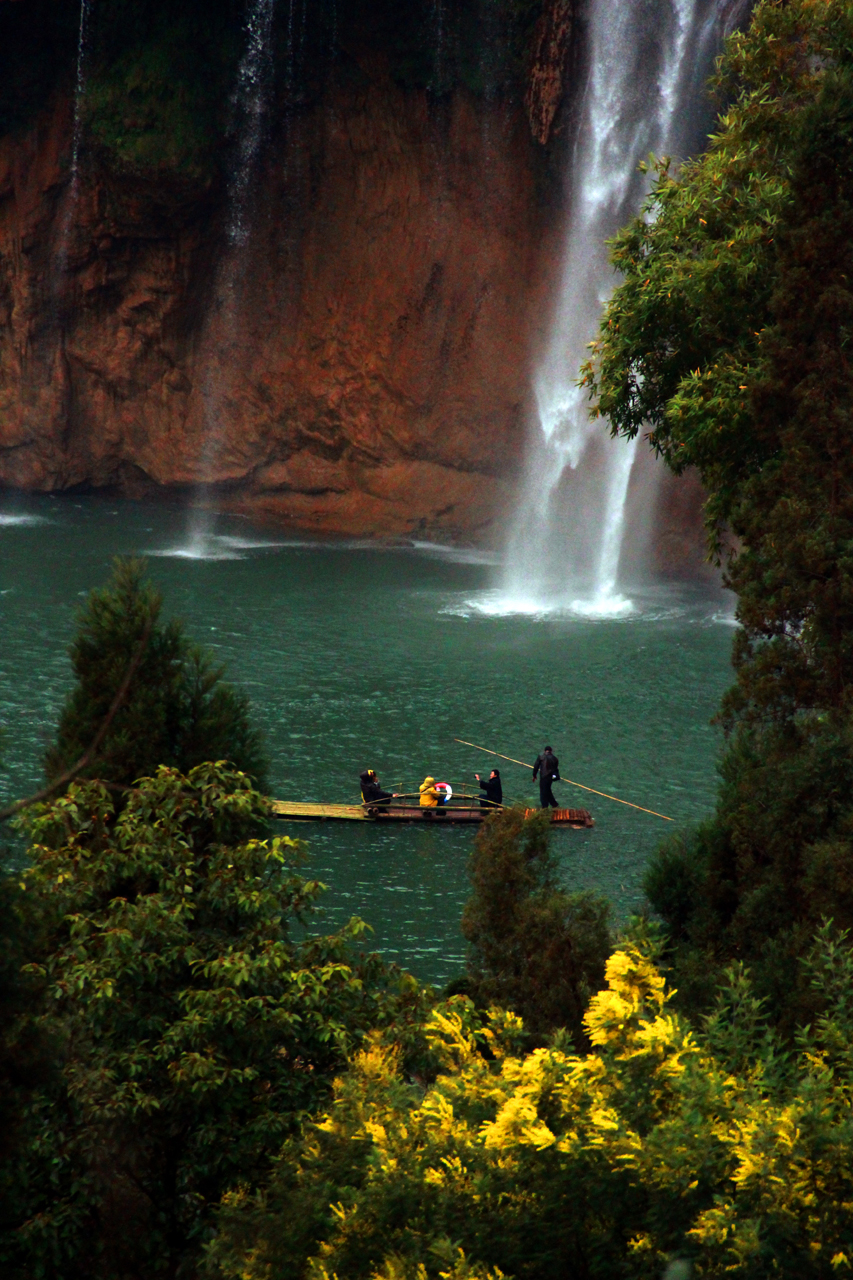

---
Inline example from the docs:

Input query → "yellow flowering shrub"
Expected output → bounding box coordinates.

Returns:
[210,933,853,1280]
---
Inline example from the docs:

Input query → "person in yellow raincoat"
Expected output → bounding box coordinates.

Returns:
[419,776,442,807]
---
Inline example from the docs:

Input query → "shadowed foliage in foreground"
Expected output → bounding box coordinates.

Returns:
[1,763,431,1280]
[460,807,611,1046]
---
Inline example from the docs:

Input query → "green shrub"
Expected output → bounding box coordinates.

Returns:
[210,933,853,1280]
[3,763,426,1279]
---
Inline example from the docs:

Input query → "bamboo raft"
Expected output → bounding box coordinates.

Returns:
[271,800,594,827]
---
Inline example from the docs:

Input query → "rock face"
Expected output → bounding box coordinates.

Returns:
[0,73,565,543]
[0,53,708,571]
[525,0,573,146]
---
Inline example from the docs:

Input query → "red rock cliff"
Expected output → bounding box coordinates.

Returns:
[0,72,565,543]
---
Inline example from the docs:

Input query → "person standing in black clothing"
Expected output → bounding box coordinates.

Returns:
[532,745,560,809]
[474,769,502,810]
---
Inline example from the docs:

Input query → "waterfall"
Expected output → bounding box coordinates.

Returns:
[227,0,278,249]
[501,0,730,616]
[67,0,92,211]
[187,0,277,553]
[432,0,446,94]
[53,0,92,298]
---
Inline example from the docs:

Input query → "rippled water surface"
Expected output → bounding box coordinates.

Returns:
[0,495,735,983]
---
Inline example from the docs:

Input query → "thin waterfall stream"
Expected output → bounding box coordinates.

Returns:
[186,0,278,555]
[501,0,731,617]
[52,0,92,305]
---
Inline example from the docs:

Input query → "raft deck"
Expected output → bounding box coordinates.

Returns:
[271,801,594,828]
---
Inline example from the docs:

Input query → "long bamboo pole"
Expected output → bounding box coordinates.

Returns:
[453,738,673,822]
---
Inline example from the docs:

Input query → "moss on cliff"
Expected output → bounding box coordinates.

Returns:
[1,0,551,177]
[85,9,242,179]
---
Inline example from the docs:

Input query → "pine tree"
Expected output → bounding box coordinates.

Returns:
[44,557,268,791]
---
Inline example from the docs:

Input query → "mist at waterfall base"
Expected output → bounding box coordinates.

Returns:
[503,0,732,619]
[0,496,734,984]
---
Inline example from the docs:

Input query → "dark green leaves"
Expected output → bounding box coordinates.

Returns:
[45,558,269,793]
[7,763,418,1278]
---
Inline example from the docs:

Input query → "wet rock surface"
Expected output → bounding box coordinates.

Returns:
[0,78,562,543]
[0,61,706,569]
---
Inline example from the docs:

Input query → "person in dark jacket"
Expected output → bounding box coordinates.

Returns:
[360,769,397,807]
[532,745,560,809]
[475,769,502,810]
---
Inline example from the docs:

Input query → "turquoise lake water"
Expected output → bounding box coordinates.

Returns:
[0,494,735,984]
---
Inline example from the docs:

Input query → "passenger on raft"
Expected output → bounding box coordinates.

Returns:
[419,776,445,807]
[475,769,502,810]
[360,769,398,807]
[532,745,560,809]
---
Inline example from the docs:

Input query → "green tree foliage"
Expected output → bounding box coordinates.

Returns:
[0,877,54,1254]
[45,557,268,792]
[460,808,611,1044]
[0,0,549,175]
[210,934,853,1280]
[3,763,429,1279]
[582,0,853,1005]
[583,0,853,728]
[644,719,853,1020]
[84,0,244,179]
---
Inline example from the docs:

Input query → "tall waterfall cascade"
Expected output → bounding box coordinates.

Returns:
[501,0,736,616]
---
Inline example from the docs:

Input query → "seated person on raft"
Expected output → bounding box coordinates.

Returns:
[360,769,398,807]
[419,776,446,807]
[475,769,502,810]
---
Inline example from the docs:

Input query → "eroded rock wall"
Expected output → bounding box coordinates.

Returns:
[0,71,564,543]
[0,7,709,576]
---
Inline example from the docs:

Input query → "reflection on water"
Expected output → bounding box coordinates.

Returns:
[0,494,735,984]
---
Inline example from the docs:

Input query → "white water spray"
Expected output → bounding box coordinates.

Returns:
[53,0,92,297]
[502,0,730,616]
[227,0,277,248]
[187,0,277,553]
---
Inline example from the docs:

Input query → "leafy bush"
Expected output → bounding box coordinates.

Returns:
[84,3,242,179]
[210,933,853,1280]
[3,763,428,1279]
[0,876,54,1256]
[645,716,853,1021]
